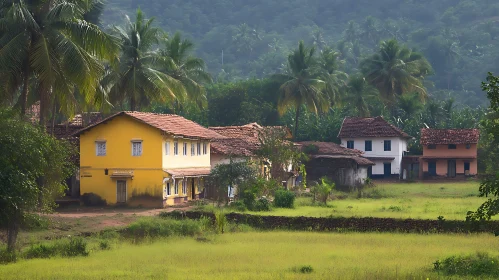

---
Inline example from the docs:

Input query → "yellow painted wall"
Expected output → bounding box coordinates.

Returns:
[80,115,164,204]
[162,139,211,169]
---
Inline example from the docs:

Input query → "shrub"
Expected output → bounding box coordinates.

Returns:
[126,217,202,239]
[81,193,107,207]
[311,178,335,205]
[253,197,272,211]
[241,189,257,210]
[60,237,89,257]
[215,211,227,234]
[22,213,50,230]
[99,240,111,250]
[25,243,57,259]
[99,229,120,240]
[0,247,17,264]
[229,200,247,212]
[274,189,295,208]
[434,252,499,277]
[293,265,314,274]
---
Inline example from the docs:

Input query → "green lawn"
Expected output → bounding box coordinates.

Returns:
[1,231,497,279]
[247,182,489,220]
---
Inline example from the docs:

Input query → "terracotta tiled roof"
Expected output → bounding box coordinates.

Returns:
[165,168,211,177]
[311,155,375,166]
[338,116,410,139]
[26,101,40,123]
[208,123,291,156]
[61,112,104,127]
[74,111,224,140]
[298,141,363,156]
[210,138,256,156]
[420,129,480,145]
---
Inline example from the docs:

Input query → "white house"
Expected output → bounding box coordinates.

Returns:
[338,116,411,178]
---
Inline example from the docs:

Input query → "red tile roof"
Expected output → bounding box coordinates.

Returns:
[74,111,224,140]
[62,112,104,127]
[208,123,291,156]
[298,141,374,166]
[298,141,363,156]
[420,129,480,145]
[338,116,410,139]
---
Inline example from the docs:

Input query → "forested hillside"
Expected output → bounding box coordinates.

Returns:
[103,0,499,107]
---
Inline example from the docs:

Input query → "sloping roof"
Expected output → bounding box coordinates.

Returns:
[420,129,480,145]
[338,116,410,139]
[165,168,211,177]
[311,155,375,166]
[298,141,363,156]
[74,111,224,140]
[208,123,291,156]
[62,112,104,127]
[210,138,256,157]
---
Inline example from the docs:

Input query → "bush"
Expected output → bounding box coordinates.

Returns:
[22,213,50,230]
[0,247,17,264]
[126,217,202,239]
[241,189,257,210]
[434,252,499,277]
[215,211,227,234]
[81,193,107,207]
[292,265,313,274]
[253,197,272,211]
[229,200,247,212]
[99,240,111,250]
[24,237,88,259]
[274,189,295,208]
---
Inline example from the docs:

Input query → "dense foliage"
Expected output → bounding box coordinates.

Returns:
[103,0,498,107]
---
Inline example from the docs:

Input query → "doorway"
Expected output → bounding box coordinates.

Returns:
[448,160,456,178]
[383,163,391,177]
[428,162,437,176]
[464,162,470,175]
[191,179,196,200]
[367,166,373,178]
[116,180,127,203]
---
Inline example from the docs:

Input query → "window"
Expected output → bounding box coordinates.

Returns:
[347,140,354,149]
[174,181,179,195]
[365,140,372,152]
[448,144,457,149]
[428,144,436,149]
[466,144,471,149]
[166,182,171,196]
[165,142,170,155]
[132,141,142,156]
[191,143,195,156]
[197,142,201,155]
[183,142,187,156]
[182,180,187,195]
[384,140,391,151]
[95,141,106,156]
[174,141,179,156]
[203,143,207,155]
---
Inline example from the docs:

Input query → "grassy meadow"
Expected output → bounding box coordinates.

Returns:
[242,182,488,220]
[1,231,497,279]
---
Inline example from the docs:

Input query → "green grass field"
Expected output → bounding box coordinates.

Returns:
[1,231,497,279]
[243,182,488,220]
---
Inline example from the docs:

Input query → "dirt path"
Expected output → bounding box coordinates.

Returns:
[50,206,192,219]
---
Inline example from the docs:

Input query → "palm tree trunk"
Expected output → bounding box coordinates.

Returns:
[294,105,301,140]
[39,90,47,126]
[130,96,136,111]
[20,62,30,116]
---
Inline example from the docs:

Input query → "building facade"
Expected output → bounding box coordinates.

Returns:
[420,129,479,178]
[76,111,222,207]
[338,116,410,178]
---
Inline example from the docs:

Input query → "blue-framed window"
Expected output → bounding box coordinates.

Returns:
[347,141,354,149]
[384,140,391,151]
[365,140,372,151]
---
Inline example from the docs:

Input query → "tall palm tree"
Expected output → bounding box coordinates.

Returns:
[158,32,212,109]
[344,75,378,117]
[273,41,327,138]
[360,39,432,103]
[105,9,185,111]
[0,0,118,124]
[318,47,348,105]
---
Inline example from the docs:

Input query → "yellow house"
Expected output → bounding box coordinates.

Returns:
[75,111,223,207]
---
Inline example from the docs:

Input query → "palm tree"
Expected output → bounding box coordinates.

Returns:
[158,32,212,109]
[360,39,433,103]
[318,47,348,105]
[105,9,185,111]
[344,75,378,117]
[396,92,424,117]
[273,41,327,138]
[0,0,118,124]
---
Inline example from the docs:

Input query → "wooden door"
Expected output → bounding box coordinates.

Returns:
[448,160,456,178]
[116,180,127,203]
[191,179,196,200]
[428,162,437,176]
[383,163,391,177]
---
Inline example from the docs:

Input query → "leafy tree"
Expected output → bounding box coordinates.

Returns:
[0,0,118,123]
[105,9,185,111]
[0,109,74,253]
[467,73,499,221]
[273,41,328,138]
[360,39,433,103]
[343,74,378,117]
[158,32,212,110]
[318,47,348,105]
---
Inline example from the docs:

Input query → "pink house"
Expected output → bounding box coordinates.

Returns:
[420,129,479,178]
